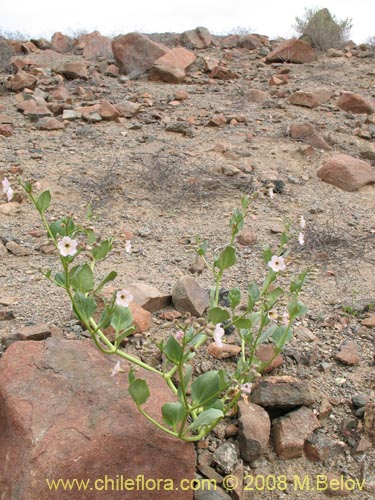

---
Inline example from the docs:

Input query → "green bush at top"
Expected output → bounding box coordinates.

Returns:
[293,7,352,51]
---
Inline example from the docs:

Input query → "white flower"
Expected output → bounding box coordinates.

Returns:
[125,240,132,254]
[2,177,13,202]
[268,255,286,272]
[269,188,274,199]
[58,236,78,257]
[213,323,225,348]
[268,310,278,321]
[111,361,124,377]
[300,216,306,229]
[115,289,133,308]
[298,232,304,246]
[240,383,253,395]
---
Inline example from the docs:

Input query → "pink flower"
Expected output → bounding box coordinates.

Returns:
[115,289,133,308]
[213,323,224,348]
[269,188,274,199]
[300,216,306,229]
[125,240,132,254]
[240,383,253,395]
[111,361,124,377]
[2,177,13,202]
[58,236,78,257]
[174,330,184,342]
[282,311,289,325]
[268,255,286,272]
[298,232,304,246]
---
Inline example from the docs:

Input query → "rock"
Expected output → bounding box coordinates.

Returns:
[6,70,38,91]
[180,26,212,49]
[149,47,196,83]
[213,443,239,474]
[126,282,171,312]
[50,32,72,53]
[22,98,53,121]
[198,465,224,484]
[295,326,317,342]
[5,240,31,256]
[205,113,227,127]
[128,301,152,333]
[0,337,195,499]
[250,376,314,409]
[210,66,240,80]
[272,406,320,459]
[362,315,375,327]
[337,91,374,114]
[335,341,360,365]
[360,144,375,161]
[0,202,20,215]
[54,61,89,80]
[112,33,169,77]
[269,74,290,86]
[255,344,284,373]
[0,124,13,137]
[62,109,79,120]
[207,342,241,359]
[0,240,8,258]
[364,402,375,444]
[289,123,331,150]
[115,101,142,118]
[304,433,346,462]
[37,117,65,130]
[289,89,333,108]
[246,89,268,103]
[188,255,205,275]
[237,34,262,49]
[194,486,232,500]
[75,31,112,60]
[266,39,317,64]
[51,83,70,101]
[171,275,209,317]
[31,37,50,50]
[317,154,375,192]
[75,104,102,122]
[237,229,257,246]
[97,100,120,121]
[1,323,53,349]
[238,401,271,462]
[321,472,353,497]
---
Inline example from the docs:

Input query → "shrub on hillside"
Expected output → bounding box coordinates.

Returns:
[293,7,352,50]
[0,36,15,74]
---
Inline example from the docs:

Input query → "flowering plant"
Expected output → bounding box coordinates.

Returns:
[17,179,308,442]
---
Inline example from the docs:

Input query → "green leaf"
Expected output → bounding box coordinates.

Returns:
[208,307,230,325]
[288,297,307,318]
[233,317,252,329]
[241,195,249,212]
[94,271,117,295]
[183,364,193,387]
[214,246,236,270]
[73,291,97,324]
[110,305,133,334]
[54,271,67,288]
[162,402,186,430]
[267,287,284,307]
[262,245,273,264]
[24,181,32,194]
[290,270,308,293]
[272,325,293,348]
[256,325,277,346]
[49,219,65,239]
[98,306,112,330]
[280,230,289,246]
[115,325,136,345]
[128,367,135,385]
[197,239,208,256]
[129,379,150,406]
[240,328,253,343]
[228,288,241,309]
[191,371,221,407]
[86,229,97,245]
[163,335,184,364]
[44,269,52,279]
[91,239,113,261]
[70,264,94,293]
[189,408,223,431]
[35,190,51,213]
[247,283,260,309]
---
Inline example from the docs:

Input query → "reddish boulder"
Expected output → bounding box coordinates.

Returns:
[289,123,331,150]
[6,70,38,91]
[180,26,212,49]
[238,401,271,462]
[112,33,169,77]
[0,337,195,500]
[37,117,65,130]
[149,47,196,83]
[0,124,13,137]
[289,88,333,108]
[317,154,375,192]
[54,61,89,80]
[75,31,112,60]
[266,38,317,64]
[50,32,72,53]
[337,91,374,114]
[237,34,262,49]
[97,100,120,121]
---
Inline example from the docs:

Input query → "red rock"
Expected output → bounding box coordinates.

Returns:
[126,282,171,313]
[50,32,72,53]
[180,26,212,49]
[115,101,142,118]
[0,337,195,500]
[250,376,314,409]
[0,124,13,137]
[149,47,196,83]
[237,35,262,49]
[112,33,169,77]
[289,89,333,108]
[51,83,70,101]
[205,113,227,127]
[37,117,65,130]
[1,323,53,349]
[335,341,360,365]
[5,240,31,256]
[128,301,152,333]
[6,70,38,91]
[97,100,120,121]
[171,275,209,317]
[237,229,257,246]
[246,89,268,103]
[20,41,38,54]
[364,402,375,444]
[238,401,271,461]
[75,30,112,60]
[289,123,331,150]
[272,406,320,459]
[22,98,53,120]
[207,342,241,359]
[266,38,317,64]
[255,344,284,373]
[105,63,119,77]
[361,315,375,327]
[317,153,375,192]
[54,61,88,80]
[337,91,374,114]
[174,90,188,101]
[304,433,346,462]
[210,66,240,80]
[269,74,290,86]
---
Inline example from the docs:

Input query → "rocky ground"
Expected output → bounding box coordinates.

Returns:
[0,29,375,499]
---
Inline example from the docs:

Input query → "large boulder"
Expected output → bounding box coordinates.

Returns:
[317,154,375,192]
[337,91,375,114]
[50,32,73,53]
[0,336,195,500]
[112,33,169,78]
[149,47,196,83]
[180,27,212,49]
[266,38,317,63]
[75,31,113,60]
